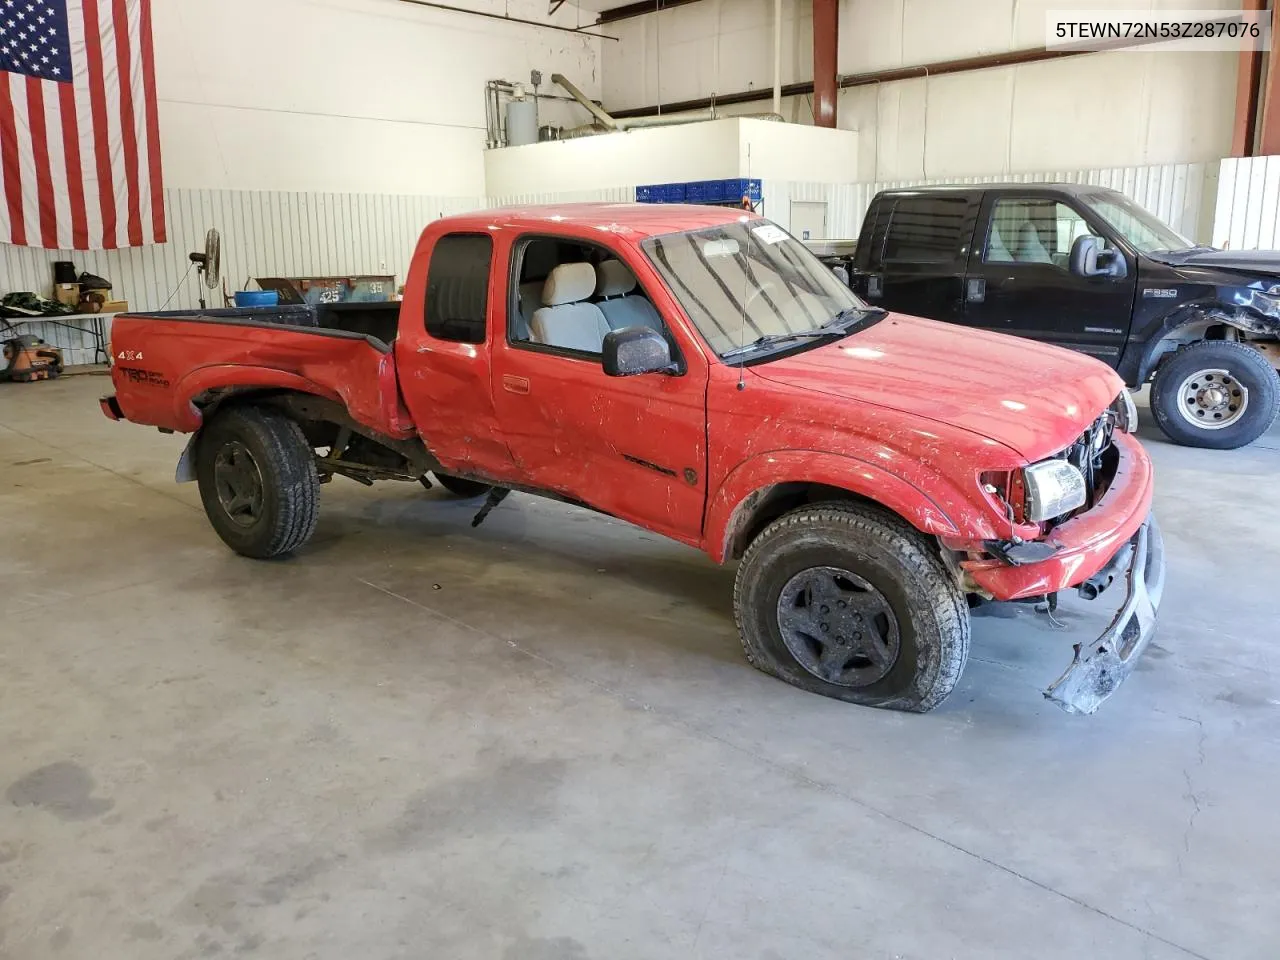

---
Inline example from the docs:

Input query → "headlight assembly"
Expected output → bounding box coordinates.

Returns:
[1023,459,1087,523]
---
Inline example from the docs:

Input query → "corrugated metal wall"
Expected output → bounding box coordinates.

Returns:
[2,188,486,364]
[766,161,1215,244]
[1211,155,1280,250]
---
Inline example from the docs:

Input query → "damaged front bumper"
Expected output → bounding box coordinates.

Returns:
[1044,514,1166,715]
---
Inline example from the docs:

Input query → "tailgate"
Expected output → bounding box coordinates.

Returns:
[107,314,411,436]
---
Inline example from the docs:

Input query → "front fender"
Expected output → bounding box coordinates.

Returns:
[702,450,1000,564]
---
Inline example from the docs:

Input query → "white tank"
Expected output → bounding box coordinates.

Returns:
[506,97,538,147]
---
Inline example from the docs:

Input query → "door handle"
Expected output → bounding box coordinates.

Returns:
[502,374,530,395]
[966,278,986,303]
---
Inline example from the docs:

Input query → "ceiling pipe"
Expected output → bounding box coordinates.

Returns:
[772,0,783,116]
[812,0,838,127]
[394,0,618,40]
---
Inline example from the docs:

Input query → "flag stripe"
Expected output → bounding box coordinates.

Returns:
[0,78,25,246]
[58,79,88,249]
[81,0,118,249]
[111,0,141,246]
[138,0,162,242]
[25,76,58,248]
[68,0,105,250]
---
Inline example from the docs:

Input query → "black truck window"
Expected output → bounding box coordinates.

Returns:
[985,198,1092,267]
[425,233,492,344]
[882,196,968,262]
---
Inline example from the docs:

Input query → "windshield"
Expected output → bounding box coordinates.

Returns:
[1087,191,1194,254]
[641,220,866,359]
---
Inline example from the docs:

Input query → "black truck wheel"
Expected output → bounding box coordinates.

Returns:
[1150,341,1279,449]
[196,407,319,559]
[429,473,492,499]
[733,502,970,713]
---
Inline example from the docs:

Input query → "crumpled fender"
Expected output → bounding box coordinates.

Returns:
[169,365,342,432]
[702,449,997,563]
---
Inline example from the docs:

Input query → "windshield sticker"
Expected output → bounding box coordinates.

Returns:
[751,224,789,245]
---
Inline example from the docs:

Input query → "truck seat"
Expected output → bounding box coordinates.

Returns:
[594,260,662,331]
[1013,222,1051,263]
[515,280,543,340]
[530,262,611,353]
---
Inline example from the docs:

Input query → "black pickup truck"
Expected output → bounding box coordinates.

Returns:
[809,183,1280,448]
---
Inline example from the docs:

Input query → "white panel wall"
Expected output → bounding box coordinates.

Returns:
[765,161,1214,244]
[3,189,486,365]
[484,118,857,195]
[601,0,1239,182]
[1212,156,1280,250]
[157,0,603,196]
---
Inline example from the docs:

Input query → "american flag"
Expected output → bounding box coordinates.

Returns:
[0,0,164,250]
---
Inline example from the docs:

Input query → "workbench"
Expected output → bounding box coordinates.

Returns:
[1,312,116,365]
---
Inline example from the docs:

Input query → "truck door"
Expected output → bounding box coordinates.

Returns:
[488,234,709,545]
[395,231,523,483]
[858,193,975,324]
[962,194,1136,365]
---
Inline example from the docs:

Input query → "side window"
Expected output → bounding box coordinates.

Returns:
[881,196,969,262]
[510,237,666,357]
[985,199,1094,267]
[425,233,492,344]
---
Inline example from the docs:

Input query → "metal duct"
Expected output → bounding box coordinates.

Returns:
[551,73,617,130]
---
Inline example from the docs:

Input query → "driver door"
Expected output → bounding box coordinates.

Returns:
[962,194,1136,365]
[489,236,709,545]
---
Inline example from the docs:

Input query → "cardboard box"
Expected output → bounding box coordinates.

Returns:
[100,300,129,313]
[54,282,80,307]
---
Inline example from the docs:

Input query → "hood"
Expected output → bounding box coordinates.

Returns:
[752,314,1121,460]
[1155,248,1280,275]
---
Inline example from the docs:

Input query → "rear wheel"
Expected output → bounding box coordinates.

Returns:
[733,502,969,713]
[196,407,319,559]
[428,473,492,499]
[1151,340,1279,449]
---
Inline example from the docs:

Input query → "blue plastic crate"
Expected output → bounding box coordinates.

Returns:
[721,178,762,203]
[665,183,688,203]
[686,181,711,203]
[636,185,654,203]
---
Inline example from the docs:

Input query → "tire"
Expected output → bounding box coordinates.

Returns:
[1150,340,1279,449]
[733,502,969,713]
[429,473,492,499]
[195,407,320,559]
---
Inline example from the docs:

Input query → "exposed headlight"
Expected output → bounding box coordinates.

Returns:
[1023,459,1087,523]
[1109,389,1137,434]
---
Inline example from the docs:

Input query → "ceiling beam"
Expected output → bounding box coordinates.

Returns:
[609,45,1099,119]
[595,0,705,25]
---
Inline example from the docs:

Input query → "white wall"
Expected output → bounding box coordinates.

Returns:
[484,117,857,194]
[157,0,603,196]
[601,0,1240,182]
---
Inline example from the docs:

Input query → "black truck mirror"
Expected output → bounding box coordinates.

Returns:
[602,326,673,377]
[1070,235,1127,280]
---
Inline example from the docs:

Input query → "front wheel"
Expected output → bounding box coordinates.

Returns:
[195,407,319,559]
[733,502,970,713]
[1150,341,1279,449]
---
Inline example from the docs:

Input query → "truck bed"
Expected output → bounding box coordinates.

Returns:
[107,302,413,438]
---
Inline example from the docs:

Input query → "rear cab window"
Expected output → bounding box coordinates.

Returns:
[880,195,971,263]
[425,233,492,344]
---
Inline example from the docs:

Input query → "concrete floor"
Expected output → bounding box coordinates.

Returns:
[1,374,1278,960]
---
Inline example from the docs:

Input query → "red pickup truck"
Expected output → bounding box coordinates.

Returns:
[101,203,1163,715]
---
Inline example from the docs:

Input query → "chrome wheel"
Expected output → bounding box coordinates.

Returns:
[212,440,265,527]
[1176,368,1248,430]
[776,566,901,687]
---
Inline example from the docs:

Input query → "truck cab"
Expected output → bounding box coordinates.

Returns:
[825,184,1280,449]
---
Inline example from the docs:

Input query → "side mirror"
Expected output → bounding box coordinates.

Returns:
[602,326,674,377]
[1070,235,1127,279]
